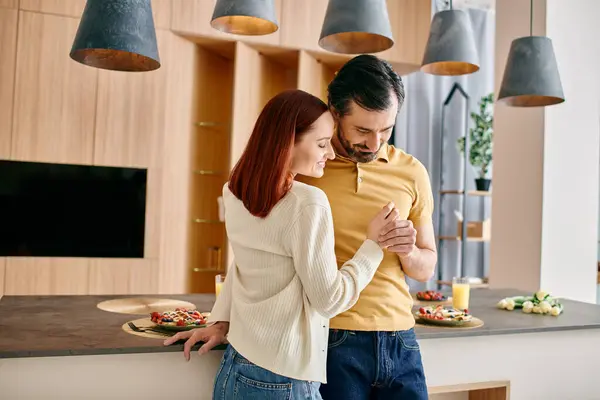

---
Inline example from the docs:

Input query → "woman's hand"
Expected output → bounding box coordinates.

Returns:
[163,321,230,361]
[367,202,399,246]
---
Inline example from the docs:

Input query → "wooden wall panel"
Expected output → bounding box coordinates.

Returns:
[19,0,171,29]
[187,44,234,293]
[88,259,157,294]
[4,258,89,295]
[157,32,197,294]
[380,0,432,75]
[280,0,327,52]
[229,43,298,168]
[0,0,18,9]
[0,258,5,297]
[171,0,282,46]
[414,0,432,69]
[19,0,85,17]
[229,42,262,170]
[381,0,417,65]
[297,51,344,103]
[93,30,168,169]
[0,8,17,158]
[93,30,169,261]
[222,41,261,275]
[12,11,97,164]
[297,51,323,99]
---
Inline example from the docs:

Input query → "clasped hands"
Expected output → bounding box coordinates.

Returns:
[377,203,417,257]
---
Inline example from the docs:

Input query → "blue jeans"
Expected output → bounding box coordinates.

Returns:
[213,345,322,400]
[320,328,428,400]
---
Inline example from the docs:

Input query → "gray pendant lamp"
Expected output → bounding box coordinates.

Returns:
[421,1,479,76]
[497,0,564,107]
[211,0,278,36]
[70,0,160,72]
[421,0,479,76]
[319,0,394,55]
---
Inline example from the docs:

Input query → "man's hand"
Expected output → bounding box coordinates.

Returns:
[378,218,417,256]
[163,321,229,361]
[379,215,437,282]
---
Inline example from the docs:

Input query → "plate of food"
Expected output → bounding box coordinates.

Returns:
[150,308,209,332]
[414,305,472,327]
[415,290,448,302]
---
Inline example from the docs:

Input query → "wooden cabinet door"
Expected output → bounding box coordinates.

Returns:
[12,11,97,164]
[0,0,17,9]
[380,0,431,70]
[280,0,328,52]
[0,8,17,159]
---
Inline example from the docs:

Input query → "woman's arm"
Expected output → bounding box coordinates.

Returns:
[289,203,388,319]
[206,263,234,325]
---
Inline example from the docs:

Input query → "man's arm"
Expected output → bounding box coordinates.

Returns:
[399,221,437,282]
[378,219,437,282]
[378,159,437,282]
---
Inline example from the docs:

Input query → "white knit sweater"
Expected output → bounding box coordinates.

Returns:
[207,181,384,383]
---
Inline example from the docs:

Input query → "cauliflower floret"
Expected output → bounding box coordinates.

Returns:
[497,299,508,309]
[539,300,553,314]
[522,301,534,314]
[505,298,516,311]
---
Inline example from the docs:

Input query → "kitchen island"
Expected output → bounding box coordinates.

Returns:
[1,289,598,399]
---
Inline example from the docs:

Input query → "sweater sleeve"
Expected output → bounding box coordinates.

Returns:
[206,264,234,324]
[289,203,384,319]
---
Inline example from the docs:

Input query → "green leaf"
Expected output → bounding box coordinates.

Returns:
[457,92,494,179]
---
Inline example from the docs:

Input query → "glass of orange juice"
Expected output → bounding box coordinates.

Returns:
[215,274,225,297]
[452,277,470,311]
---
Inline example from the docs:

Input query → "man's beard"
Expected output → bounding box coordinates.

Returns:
[337,126,380,163]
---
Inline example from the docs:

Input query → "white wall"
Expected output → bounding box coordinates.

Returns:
[490,0,599,303]
[540,0,600,302]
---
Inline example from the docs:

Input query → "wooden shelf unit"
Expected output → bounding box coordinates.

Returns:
[436,84,493,285]
[297,51,352,102]
[438,236,489,242]
[429,380,509,400]
[187,40,235,293]
[439,189,492,197]
[229,43,299,170]
[436,279,490,289]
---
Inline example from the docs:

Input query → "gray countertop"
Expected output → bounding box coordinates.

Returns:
[414,288,600,339]
[1,289,600,359]
[0,294,220,359]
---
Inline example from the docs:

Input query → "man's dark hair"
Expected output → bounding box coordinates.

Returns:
[328,54,405,117]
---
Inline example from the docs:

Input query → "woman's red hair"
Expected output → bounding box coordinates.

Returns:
[228,89,328,218]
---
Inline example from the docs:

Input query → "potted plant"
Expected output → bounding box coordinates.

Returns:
[457,92,494,191]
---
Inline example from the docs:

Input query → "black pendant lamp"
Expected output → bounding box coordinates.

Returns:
[497,0,564,107]
[421,1,479,75]
[319,0,394,55]
[70,0,160,72]
[211,0,278,36]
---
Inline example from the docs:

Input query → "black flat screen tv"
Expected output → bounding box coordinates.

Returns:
[0,160,147,258]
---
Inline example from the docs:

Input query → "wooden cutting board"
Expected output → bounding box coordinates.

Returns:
[97,297,197,315]
[414,316,484,330]
[122,317,171,340]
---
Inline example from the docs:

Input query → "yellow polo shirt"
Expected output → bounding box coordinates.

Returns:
[296,143,434,331]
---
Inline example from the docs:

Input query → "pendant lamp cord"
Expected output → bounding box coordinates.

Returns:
[530,0,533,36]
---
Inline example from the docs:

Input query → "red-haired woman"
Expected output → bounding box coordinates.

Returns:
[165,89,398,399]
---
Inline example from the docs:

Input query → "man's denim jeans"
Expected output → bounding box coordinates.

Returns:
[320,328,428,399]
